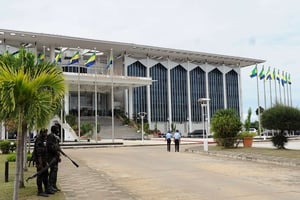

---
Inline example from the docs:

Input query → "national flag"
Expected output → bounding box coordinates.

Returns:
[276,70,281,84]
[281,71,286,86]
[84,52,96,67]
[249,65,257,78]
[106,50,113,70]
[287,74,292,85]
[55,51,62,64]
[265,67,271,80]
[271,68,276,80]
[259,66,265,80]
[38,52,45,62]
[69,51,80,65]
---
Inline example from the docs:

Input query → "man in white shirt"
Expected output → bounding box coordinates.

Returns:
[165,131,172,152]
[173,130,181,152]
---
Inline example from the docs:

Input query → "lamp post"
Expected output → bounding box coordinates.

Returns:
[138,112,147,143]
[198,98,210,152]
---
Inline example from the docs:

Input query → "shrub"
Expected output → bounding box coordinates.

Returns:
[0,140,12,154]
[271,133,287,149]
[211,109,242,148]
[6,154,16,162]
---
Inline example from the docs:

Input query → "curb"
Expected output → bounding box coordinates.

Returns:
[185,149,300,168]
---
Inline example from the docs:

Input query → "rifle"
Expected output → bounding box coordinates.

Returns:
[26,158,56,182]
[59,149,79,168]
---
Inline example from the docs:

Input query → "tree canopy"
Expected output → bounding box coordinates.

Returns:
[0,49,65,199]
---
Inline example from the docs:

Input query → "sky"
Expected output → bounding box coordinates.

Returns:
[1,0,299,121]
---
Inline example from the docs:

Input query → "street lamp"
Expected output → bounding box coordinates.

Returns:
[198,98,210,152]
[138,112,147,143]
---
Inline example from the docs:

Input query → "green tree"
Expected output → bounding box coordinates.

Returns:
[0,49,65,199]
[211,109,242,147]
[261,104,300,149]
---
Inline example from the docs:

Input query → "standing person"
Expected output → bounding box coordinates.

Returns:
[165,130,172,152]
[173,130,181,152]
[34,129,53,197]
[47,125,61,192]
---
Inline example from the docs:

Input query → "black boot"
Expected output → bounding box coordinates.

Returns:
[37,192,49,197]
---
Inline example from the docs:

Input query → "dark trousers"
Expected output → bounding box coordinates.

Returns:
[36,162,49,193]
[48,159,59,189]
[167,139,171,152]
[174,139,180,152]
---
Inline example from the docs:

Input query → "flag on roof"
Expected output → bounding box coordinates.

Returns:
[69,51,80,65]
[54,51,62,64]
[265,67,271,80]
[106,49,113,70]
[259,66,265,80]
[250,65,257,78]
[84,52,96,67]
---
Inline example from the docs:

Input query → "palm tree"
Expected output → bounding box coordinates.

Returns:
[0,49,65,199]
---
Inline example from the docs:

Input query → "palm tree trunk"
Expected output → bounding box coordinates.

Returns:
[13,110,23,200]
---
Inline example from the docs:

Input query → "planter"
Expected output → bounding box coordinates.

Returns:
[243,137,253,147]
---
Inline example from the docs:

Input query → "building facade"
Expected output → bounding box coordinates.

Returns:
[0,29,264,139]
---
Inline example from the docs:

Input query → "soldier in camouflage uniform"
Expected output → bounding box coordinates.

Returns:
[47,125,61,192]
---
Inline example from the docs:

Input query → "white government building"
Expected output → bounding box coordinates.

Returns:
[0,29,264,141]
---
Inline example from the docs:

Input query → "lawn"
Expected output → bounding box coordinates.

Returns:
[0,153,65,200]
[187,144,300,159]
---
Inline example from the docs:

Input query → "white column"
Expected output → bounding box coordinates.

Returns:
[128,87,133,119]
[146,56,151,128]
[64,90,69,115]
[205,63,211,128]
[167,58,172,130]
[50,46,55,62]
[124,54,129,117]
[1,122,5,140]
[223,65,227,109]
[187,61,192,133]
[238,65,243,119]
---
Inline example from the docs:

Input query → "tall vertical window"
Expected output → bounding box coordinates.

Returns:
[170,65,187,122]
[190,67,206,122]
[226,70,240,116]
[150,63,168,122]
[127,61,147,117]
[208,68,224,117]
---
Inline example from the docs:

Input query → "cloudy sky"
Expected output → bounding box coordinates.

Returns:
[1,0,299,120]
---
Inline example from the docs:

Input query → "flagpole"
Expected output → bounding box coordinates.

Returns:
[263,79,266,109]
[278,70,282,104]
[77,50,81,142]
[110,49,115,143]
[256,66,261,136]
[282,72,286,105]
[273,69,277,104]
[94,49,98,143]
[289,82,292,106]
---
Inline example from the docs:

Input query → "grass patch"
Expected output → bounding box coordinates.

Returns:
[0,154,65,200]
[187,145,300,159]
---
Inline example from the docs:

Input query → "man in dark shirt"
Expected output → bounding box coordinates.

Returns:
[34,129,52,197]
[47,125,61,192]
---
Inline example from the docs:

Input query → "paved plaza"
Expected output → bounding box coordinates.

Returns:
[57,139,300,200]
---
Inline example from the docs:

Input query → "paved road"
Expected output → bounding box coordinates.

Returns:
[59,145,300,200]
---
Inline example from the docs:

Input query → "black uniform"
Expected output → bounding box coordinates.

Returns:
[47,125,61,192]
[34,129,50,197]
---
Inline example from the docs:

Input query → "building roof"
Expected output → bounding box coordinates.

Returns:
[0,29,265,68]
